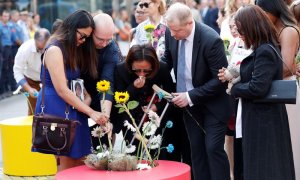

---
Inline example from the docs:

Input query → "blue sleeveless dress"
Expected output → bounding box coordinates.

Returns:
[35,41,92,159]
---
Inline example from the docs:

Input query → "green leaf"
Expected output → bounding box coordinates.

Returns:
[114,104,123,108]
[118,107,125,113]
[107,89,114,95]
[127,101,139,110]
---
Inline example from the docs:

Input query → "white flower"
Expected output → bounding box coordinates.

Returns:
[136,163,152,170]
[96,150,109,159]
[124,120,136,132]
[149,135,162,149]
[91,126,106,138]
[125,144,136,154]
[142,121,157,136]
[148,110,161,127]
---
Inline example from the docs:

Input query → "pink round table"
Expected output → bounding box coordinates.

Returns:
[55,160,191,180]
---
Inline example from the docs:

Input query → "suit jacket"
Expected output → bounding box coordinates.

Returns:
[164,21,231,123]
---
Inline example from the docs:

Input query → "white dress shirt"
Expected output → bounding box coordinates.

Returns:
[13,39,42,85]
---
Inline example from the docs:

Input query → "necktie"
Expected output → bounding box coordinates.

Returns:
[176,39,186,92]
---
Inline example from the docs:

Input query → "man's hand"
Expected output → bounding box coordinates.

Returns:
[171,92,189,108]
[28,88,39,98]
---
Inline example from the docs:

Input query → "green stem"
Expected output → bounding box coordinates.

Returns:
[101,93,113,153]
[123,104,153,163]
[121,128,129,153]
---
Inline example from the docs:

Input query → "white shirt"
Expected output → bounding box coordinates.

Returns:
[13,39,42,85]
[180,21,195,106]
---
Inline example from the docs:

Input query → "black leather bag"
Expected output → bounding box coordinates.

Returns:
[254,80,297,104]
[32,114,78,155]
[254,44,297,104]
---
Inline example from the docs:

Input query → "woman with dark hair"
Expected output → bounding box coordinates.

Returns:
[218,5,295,180]
[111,44,178,159]
[34,10,107,171]
[256,1,300,178]
[256,0,299,78]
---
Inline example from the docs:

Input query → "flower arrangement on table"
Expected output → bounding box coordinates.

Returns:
[84,83,174,171]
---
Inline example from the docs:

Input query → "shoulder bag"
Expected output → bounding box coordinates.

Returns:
[254,44,297,104]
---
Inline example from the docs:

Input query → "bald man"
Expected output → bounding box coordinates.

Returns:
[82,13,121,150]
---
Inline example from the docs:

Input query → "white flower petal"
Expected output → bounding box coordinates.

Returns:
[136,163,152,170]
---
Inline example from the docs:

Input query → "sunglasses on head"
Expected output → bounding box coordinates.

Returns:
[139,2,152,9]
[132,68,152,74]
[76,30,88,40]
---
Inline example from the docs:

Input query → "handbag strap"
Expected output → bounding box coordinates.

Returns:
[41,49,69,119]
[267,44,295,77]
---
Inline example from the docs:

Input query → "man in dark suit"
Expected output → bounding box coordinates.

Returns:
[82,13,121,149]
[163,3,232,180]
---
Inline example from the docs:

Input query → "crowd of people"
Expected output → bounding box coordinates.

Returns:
[2,0,300,180]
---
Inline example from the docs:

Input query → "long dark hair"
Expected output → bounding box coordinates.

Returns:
[125,44,160,78]
[50,10,97,78]
[235,5,279,49]
[256,0,298,29]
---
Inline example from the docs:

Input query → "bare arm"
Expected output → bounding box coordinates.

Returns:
[279,27,299,78]
[45,46,107,125]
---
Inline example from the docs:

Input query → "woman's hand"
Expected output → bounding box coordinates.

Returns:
[89,111,109,126]
[133,76,146,88]
[218,67,227,83]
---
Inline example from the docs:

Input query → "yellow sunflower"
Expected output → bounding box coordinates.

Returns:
[114,91,130,104]
[144,24,155,33]
[96,80,110,93]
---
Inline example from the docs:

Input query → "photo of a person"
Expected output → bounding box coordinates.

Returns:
[72,80,84,101]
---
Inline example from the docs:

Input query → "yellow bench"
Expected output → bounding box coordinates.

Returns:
[0,116,57,176]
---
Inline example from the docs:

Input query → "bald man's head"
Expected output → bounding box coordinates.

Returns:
[93,13,115,49]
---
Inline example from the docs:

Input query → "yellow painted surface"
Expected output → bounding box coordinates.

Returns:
[0,116,57,176]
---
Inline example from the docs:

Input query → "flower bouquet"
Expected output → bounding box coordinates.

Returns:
[144,24,155,44]
[84,83,174,171]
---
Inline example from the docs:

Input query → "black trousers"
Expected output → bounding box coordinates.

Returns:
[183,109,230,180]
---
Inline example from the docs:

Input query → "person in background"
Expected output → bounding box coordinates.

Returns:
[0,10,18,98]
[17,10,30,42]
[131,0,167,48]
[219,5,295,180]
[51,19,63,34]
[130,1,149,41]
[34,10,107,171]
[164,3,231,180]
[33,13,41,29]
[82,13,121,150]
[256,1,300,179]
[13,28,50,115]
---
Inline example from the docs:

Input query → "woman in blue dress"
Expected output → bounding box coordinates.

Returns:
[35,10,107,171]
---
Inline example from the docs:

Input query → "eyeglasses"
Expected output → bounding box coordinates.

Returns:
[132,69,152,74]
[139,2,152,9]
[76,30,88,40]
[93,34,112,44]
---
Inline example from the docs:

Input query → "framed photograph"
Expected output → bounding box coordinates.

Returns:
[71,79,84,101]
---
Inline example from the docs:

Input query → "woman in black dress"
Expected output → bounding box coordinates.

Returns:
[218,5,295,180]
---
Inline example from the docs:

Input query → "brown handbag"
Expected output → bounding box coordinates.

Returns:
[31,50,79,156]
